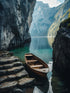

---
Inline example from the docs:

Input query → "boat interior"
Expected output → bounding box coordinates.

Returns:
[25,54,49,73]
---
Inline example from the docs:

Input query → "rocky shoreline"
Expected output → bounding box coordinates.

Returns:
[53,18,70,90]
[0,51,35,93]
[8,38,31,50]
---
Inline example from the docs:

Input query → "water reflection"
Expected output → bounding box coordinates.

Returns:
[33,79,49,93]
[47,61,53,93]
[30,37,51,50]
[23,56,66,93]
[30,37,52,63]
[33,87,43,93]
[33,85,47,93]
[23,78,49,93]
[24,61,53,93]
[23,88,33,93]
[11,37,66,93]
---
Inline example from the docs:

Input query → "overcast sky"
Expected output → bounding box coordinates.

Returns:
[37,0,64,7]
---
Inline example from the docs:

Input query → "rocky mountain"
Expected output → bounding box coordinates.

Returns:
[0,0,36,50]
[30,1,59,36]
[29,0,70,47]
[53,18,70,87]
[48,0,70,46]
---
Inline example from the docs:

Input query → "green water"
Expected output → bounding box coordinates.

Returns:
[11,37,52,63]
[10,37,66,93]
[11,45,52,63]
[10,46,30,62]
[29,48,52,63]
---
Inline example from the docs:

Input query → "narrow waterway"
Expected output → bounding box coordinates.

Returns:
[11,37,65,93]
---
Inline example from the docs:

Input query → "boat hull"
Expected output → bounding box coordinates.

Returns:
[25,53,49,78]
[26,64,47,78]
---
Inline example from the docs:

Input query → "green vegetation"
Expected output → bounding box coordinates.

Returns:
[62,18,70,24]
[61,18,70,28]
[67,23,70,28]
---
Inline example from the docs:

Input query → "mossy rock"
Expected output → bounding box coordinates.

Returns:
[62,18,70,23]
[60,18,70,28]
[67,23,70,28]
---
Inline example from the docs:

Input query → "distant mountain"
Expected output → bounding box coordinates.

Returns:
[48,0,70,36]
[30,0,70,47]
[48,0,70,46]
[30,1,59,36]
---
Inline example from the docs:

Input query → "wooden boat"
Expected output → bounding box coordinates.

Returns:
[25,53,49,77]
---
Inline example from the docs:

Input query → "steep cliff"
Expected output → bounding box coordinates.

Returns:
[48,0,70,47]
[0,0,36,50]
[53,18,70,79]
[30,1,58,36]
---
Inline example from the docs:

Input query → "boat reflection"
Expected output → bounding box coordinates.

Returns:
[23,78,49,93]
[34,78,49,93]
[47,61,53,93]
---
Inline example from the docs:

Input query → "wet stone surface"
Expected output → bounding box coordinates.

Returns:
[0,51,35,93]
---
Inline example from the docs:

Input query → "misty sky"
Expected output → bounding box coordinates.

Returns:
[37,0,64,7]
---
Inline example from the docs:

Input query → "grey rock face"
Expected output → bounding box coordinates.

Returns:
[30,1,58,36]
[48,0,70,37]
[53,18,70,76]
[0,0,36,50]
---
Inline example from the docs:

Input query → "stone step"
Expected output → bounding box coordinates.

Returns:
[0,81,17,91]
[0,52,13,57]
[0,56,19,65]
[0,66,24,76]
[0,70,28,84]
[16,70,28,78]
[18,78,35,86]
[8,70,28,81]
[0,62,23,70]
[0,78,35,92]
[0,51,9,57]
[0,76,8,84]
[0,52,35,92]
[0,75,16,84]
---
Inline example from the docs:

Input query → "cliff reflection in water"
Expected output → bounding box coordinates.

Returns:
[11,36,66,93]
[23,79,49,93]
[29,36,53,93]
[30,37,51,49]
[23,61,53,93]
[30,37,52,62]
[29,36,65,93]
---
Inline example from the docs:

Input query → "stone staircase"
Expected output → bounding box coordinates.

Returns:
[0,51,34,93]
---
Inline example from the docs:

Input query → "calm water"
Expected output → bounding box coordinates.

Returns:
[11,37,65,93]
[11,37,52,63]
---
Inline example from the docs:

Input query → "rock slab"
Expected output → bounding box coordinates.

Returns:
[0,51,35,92]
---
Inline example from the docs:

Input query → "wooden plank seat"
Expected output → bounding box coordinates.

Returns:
[30,65,43,68]
[25,53,49,77]
[27,60,37,63]
[25,55,33,57]
[35,68,49,73]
